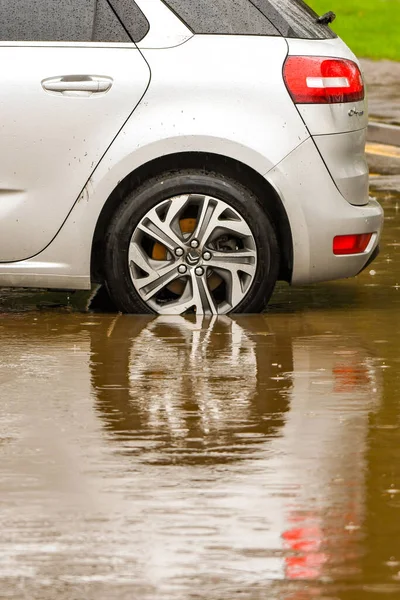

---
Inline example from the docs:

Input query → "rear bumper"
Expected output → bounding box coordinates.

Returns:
[265,137,384,285]
[357,244,380,275]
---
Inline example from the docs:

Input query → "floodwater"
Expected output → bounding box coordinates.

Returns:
[1,189,400,599]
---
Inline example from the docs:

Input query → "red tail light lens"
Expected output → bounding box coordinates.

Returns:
[283,56,364,104]
[333,233,373,255]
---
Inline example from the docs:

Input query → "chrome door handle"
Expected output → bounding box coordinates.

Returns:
[42,75,113,96]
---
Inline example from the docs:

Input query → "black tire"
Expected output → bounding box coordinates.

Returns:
[103,169,280,314]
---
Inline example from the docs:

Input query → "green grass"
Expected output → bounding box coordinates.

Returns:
[307,0,400,60]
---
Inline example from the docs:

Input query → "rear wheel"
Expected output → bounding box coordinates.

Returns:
[104,170,279,314]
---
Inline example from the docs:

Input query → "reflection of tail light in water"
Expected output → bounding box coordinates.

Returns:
[283,521,327,581]
[282,515,360,589]
[277,337,379,587]
[333,360,372,393]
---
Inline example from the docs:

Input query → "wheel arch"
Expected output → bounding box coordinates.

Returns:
[91,151,293,284]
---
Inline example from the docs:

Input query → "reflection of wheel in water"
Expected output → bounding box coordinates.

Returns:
[89,314,293,464]
[103,170,279,315]
[128,316,258,439]
[91,316,292,463]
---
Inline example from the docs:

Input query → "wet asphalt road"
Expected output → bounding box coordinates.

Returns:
[361,59,400,126]
[2,186,400,599]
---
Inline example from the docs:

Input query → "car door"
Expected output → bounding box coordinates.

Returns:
[0,0,151,262]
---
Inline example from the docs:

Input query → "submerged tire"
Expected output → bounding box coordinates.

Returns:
[103,169,280,315]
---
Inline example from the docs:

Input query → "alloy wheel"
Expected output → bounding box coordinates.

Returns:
[128,194,258,315]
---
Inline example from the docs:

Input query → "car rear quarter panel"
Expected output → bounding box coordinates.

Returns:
[100,34,309,177]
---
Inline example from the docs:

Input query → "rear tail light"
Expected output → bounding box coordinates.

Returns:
[333,233,373,255]
[283,56,364,104]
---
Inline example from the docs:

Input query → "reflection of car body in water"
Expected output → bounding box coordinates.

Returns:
[89,315,379,591]
[0,314,380,595]
[270,336,378,585]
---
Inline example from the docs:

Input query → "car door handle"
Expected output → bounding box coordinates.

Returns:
[42,75,113,96]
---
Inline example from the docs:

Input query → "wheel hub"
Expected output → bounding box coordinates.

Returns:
[185,249,201,266]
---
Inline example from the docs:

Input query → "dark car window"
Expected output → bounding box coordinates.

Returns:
[108,0,150,42]
[0,0,144,43]
[93,0,131,42]
[249,0,336,39]
[162,0,280,36]
[162,0,336,39]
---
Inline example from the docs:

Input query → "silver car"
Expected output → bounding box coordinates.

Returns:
[0,0,383,314]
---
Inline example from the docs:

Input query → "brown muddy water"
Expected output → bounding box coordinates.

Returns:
[1,189,400,599]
